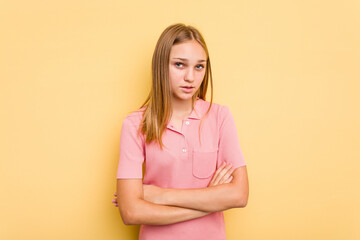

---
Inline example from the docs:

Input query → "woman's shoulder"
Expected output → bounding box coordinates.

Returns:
[199,100,236,131]
[122,106,146,126]
[198,98,230,117]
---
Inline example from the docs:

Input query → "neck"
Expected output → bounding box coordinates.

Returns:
[171,96,194,119]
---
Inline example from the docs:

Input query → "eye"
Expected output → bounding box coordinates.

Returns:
[196,64,205,70]
[175,62,184,68]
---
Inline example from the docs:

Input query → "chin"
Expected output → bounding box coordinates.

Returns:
[174,94,194,101]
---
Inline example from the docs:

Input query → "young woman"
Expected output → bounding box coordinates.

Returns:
[112,23,249,240]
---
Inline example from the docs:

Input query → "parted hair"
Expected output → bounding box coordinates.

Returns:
[136,23,213,150]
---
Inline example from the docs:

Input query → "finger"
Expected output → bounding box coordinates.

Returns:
[210,162,229,186]
[220,167,235,183]
[224,175,233,183]
[219,170,235,185]
[213,163,232,185]
[219,167,235,184]
[209,162,227,186]
[209,162,226,186]
[213,163,233,185]
[215,165,233,185]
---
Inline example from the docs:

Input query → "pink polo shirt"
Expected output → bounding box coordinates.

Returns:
[116,97,247,240]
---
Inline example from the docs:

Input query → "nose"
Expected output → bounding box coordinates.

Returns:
[184,68,195,82]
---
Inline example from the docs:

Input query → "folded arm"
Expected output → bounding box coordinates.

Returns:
[144,166,249,212]
[116,179,212,226]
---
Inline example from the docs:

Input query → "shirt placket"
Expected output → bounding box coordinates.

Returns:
[167,119,191,161]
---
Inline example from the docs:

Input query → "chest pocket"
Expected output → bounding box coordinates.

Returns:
[192,148,218,179]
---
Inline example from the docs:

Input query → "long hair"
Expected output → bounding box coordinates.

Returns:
[136,23,213,150]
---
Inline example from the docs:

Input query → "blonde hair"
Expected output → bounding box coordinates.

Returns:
[136,23,213,150]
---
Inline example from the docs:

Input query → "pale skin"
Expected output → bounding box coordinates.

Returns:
[168,39,207,130]
[114,40,249,225]
[113,162,249,225]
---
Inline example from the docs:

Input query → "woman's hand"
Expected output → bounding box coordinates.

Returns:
[208,162,235,187]
[112,192,118,207]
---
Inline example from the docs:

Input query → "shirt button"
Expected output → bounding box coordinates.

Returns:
[182,148,187,153]
[185,121,190,125]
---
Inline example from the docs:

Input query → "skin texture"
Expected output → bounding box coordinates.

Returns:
[116,179,211,225]
[168,39,207,123]
[114,164,248,215]
[142,166,248,213]
[113,161,237,207]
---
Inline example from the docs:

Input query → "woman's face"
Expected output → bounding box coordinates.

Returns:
[168,39,207,102]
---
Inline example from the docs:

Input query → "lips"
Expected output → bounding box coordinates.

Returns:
[180,86,194,93]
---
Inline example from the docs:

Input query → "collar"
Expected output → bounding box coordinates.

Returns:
[187,98,202,120]
[166,98,202,129]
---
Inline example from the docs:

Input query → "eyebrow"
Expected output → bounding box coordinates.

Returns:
[172,57,206,63]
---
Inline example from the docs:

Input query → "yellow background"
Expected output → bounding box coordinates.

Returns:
[1,1,359,239]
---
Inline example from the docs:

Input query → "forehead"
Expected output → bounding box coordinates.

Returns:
[169,40,207,59]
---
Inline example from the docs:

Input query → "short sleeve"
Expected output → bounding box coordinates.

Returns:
[116,116,145,179]
[218,105,247,169]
